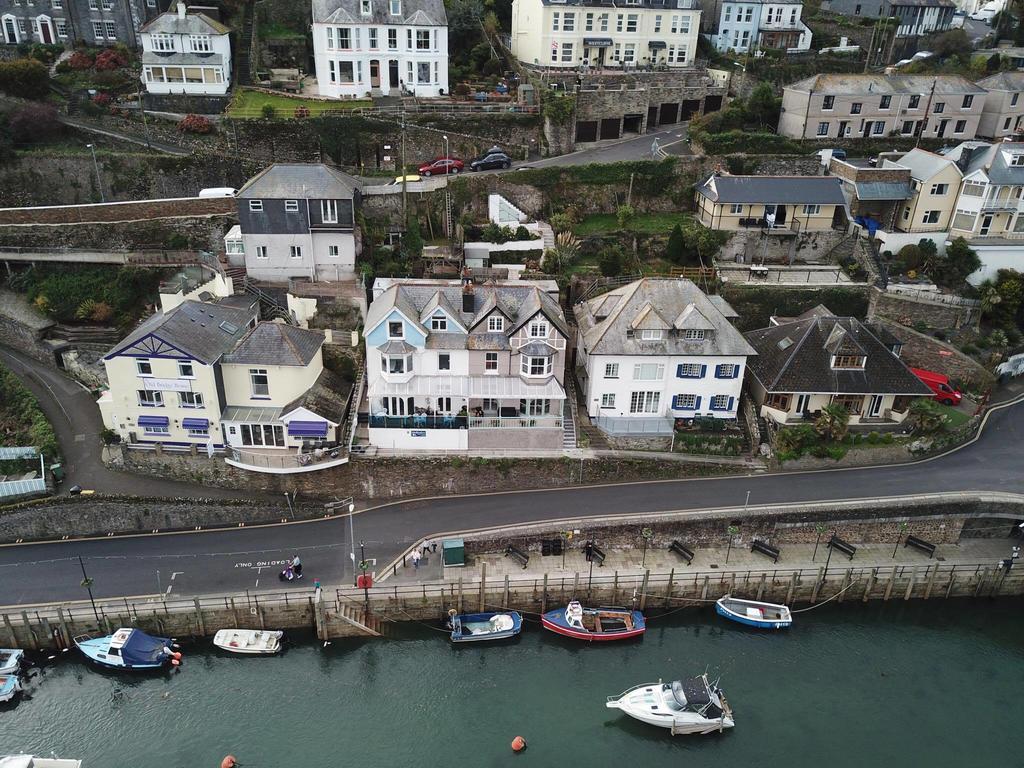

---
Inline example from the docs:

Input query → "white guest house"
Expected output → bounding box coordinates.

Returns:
[139,2,232,96]
[574,278,755,434]
[312,0,449,99]
[511,0,702,70]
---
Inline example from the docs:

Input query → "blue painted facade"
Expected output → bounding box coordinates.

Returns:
[364,308,428,348]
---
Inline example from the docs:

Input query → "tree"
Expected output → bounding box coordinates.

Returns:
[666,224,686,264]
[930,28,972,60]
[616,204,636,231]
[908,398,948,434]
[746,82,781,129]
[598,246,625,277]
[814,403,850,442]
[8,103,63,145]
[0,58,49,100]
[401,214,423,259]
[930,237,980,287]
[979,269,1024,329]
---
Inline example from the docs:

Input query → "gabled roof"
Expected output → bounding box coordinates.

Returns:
[976,71,1024,92]
[744,310,932,396]
[883,148,960,182]
[420,290,467,331]
[140,9,229,35]
[944,141,1024,185]
[312,0,447,26]
[237,164,360,200]
[629,302,671,331]
[575,278,755,358]
[105,300,256,364]
[282,368,350,424]
[785,74,984,96]
[222,322,324,366]
[697,175,846,205]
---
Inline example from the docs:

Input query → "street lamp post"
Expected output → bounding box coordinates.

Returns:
[812,523,827,561]
[892,522,908,558]
[359,540,369,612]
[640,527,654,568]
[78,555,101,624]
[348,501,356,586]
[86,143,104,202]
[587,540,595,599]
[283,491,294,516]
[822,531,835,583]
[442,134,449,160]
[725,525,740,564]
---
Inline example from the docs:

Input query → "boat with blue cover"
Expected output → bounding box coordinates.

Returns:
[541,600,645,642]
[0,674,21,703]
[715,595,792,630]
[73,628,179,670]
[447,610,523,643]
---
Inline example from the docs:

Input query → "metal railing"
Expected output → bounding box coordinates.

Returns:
[885,285,981,308]
[467,415,562,429]
[369,414,468,430]
[228,447,345,470]
[595,415,674,435]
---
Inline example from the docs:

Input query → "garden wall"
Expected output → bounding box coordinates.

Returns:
[868,287,980,331]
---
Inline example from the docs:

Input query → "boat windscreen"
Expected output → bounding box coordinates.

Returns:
[120,630,169,665]
[671,677,712,710]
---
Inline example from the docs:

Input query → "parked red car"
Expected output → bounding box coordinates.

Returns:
[417,157,464,176]
[910,367,962,406]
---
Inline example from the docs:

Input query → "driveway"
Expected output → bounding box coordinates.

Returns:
[0,345,251,499]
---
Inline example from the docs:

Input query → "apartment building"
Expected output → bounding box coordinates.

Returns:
[778,74,986,141]
[230,163,361,283]
[574,277,754,434]
[976,71,1024,140]
[0,0,160,47]
[139,2,231,96]
[511,0,702,69]
[822,0,954,37]
[311,0,448,99]
[711,0,811,54]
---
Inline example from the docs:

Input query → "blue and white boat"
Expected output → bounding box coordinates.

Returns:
[715,596,792,630]
[74,628,178,670]
[0,649,24,675]
[0,674,21,703]
[447,611,523,643]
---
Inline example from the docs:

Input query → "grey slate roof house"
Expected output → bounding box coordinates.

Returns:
[821,0,954,37]
[0,0,162,49]
[743,305,931,427]
[695,174,847,232]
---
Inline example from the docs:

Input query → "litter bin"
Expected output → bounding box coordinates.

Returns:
[442,538,465,567]
[50,464,64,482]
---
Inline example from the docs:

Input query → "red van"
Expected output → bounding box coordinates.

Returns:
[910,367,962,406]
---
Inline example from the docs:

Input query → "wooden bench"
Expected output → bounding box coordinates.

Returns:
[827,535,857,560]
[504,544,529,569]
[904,535,936,558]
[669,540,695,564]
[585,542,606,566]
[750,540,780,563]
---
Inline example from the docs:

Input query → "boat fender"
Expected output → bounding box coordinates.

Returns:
[511,736,527,753]
[171,658,181,667]
[172,652,183,661]
[221,756,237,768]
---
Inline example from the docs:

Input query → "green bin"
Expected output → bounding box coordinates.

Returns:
[442,538,465,567]
[50,464,64,482]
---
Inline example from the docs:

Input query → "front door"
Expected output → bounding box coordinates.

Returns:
[388,60,399,90]
[838,120,848,138]
[937,119,949,137]
[2,18,16,43]
[775,205,787,225]
[868,395,884,417]
[795,394,810,414]
[862,121,873,138]
[981,214,993,235]
[370,60,380,88]
[39,17,52,44]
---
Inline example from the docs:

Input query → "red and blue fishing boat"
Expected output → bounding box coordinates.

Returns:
[541,600,645,642]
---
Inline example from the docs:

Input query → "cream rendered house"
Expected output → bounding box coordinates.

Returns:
[695,174,846,232]
[875,148,961,253]
[139,2,232,96]
[512,0,701,69]
[977,71,1024,140]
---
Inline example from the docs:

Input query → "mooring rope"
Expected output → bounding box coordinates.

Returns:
[790,579,862,612]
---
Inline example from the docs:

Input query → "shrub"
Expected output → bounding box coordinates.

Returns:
[866,431,881,444]
[8,103,63,144]
[177,114,213,134]
[94,48,128,71]
[91,92,112,107]
[99,427,121,445]
[0,58,49,99]
[897,244,924,272]
[598,246,625,277]
[908,398,948,433]
[961,343,978,354]
[67,51,95,70]
[261,104,276,119]
[294,105,311,119]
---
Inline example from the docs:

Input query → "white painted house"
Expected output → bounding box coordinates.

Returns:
[139,2,232,96]
[574,278,755,435]
[312,0,449,99]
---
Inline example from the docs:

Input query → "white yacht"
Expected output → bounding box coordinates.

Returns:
[606,674,734,735]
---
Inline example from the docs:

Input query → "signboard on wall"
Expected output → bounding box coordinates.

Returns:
[142,378,193,392]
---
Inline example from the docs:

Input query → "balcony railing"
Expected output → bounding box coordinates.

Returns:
[467,416,562,429]
[980,198,1020,212]
[759,19,802,30]
[369,414,561,430]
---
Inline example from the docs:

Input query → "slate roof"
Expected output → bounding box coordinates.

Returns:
[976,71,1024,91]
[575,278,755,357]
[883,148,959,182]
[312,0,446,26]
[237,164,360,200]
[223,322,325,366]
[697,175,846,205]
[854,181,913,201]
[366,281,568,342]
[105,300,256,365]
[944,141,1024,185]
[142,52,225,66]
[744,310,932,396]
[140,9,229,35]
[282,368,350,424]
[786,74,985,95]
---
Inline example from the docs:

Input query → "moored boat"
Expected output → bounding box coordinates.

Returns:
[0,674,21,703]
[1,757,83,768]
[541,600,645,642]
[447,611,523,643]
[213,629,284,655]
[715,595,792,630]
[0,649,24,675]
[606,674,735,735]
[74,628,179,671]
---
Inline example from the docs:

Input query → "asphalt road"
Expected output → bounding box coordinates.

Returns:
[1,393,1022,607]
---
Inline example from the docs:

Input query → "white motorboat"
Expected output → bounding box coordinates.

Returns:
[0,675,22,703]
[213,629,284,655]
[1,757,83,768]
[0,649,24,675]
[606,674,734,735]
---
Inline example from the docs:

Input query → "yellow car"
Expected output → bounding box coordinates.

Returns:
[391,174,421,185]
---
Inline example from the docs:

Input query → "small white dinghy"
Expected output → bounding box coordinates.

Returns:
[1,757,83,768]
[213,629,284,655]
[606,674,734,735]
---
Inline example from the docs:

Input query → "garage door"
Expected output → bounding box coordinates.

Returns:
[680,100,701,121]
[659,103,679,125]
[647,106,658,129]
[600,118,621,140]
[575,121,598,143]
[704,95,723,114]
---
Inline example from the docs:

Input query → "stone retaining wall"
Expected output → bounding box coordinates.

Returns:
[0,196,234,226]
[869,287,980,331]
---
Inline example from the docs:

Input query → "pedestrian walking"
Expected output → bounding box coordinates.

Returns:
[411,549,421,570]
[292,555,303,579]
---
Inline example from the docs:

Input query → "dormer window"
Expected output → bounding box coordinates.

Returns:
[321,199,339,223]
[430,313,447,331]
[361,0,371,12]
[388,321,403,339]
[528,319,548,338]
[389,0,400,14]
[487,315,505,332]
[639,329,664,341]
[832,354,865,369]
[683,329,705,341]
[1012,154,1024,167]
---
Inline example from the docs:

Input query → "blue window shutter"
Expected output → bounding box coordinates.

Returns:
[672,395,679,409]
[728,396,735,411]
[699,364,707,378]
[695,396,702,410]
[714,364,722,379]
[676,364,684,378]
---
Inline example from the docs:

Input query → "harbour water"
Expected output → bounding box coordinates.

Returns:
[3,599,1022,767]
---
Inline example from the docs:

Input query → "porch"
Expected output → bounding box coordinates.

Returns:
[760,393,914,428]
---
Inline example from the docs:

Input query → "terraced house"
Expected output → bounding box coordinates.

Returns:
[361,277,570,453]
[778,74,986,141]
[0,0,160,47]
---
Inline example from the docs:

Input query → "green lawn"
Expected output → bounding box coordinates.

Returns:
[226,89,371,119]
[935,403,971,429]
[573,212,695,236]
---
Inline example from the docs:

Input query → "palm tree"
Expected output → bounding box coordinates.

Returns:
[814,403,850,443]
[908,399,949,434]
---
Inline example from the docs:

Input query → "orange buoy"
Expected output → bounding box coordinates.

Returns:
[172,652,183,660]
[511,736,527,753]
[171,658,181,667]
[221,756,237,768]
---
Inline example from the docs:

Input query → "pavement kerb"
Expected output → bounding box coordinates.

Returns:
[2,392,1021,552]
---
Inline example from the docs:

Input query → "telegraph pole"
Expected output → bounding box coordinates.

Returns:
[400,110,408,222]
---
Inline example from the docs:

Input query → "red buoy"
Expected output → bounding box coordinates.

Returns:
[172,652,183,660]
[221,756,237,768]
[511,736,527,753]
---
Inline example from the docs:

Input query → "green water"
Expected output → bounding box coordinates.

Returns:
[3,600,1022,768]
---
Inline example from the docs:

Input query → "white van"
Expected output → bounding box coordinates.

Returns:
[198,187,237,198]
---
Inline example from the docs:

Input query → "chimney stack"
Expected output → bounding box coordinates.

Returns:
[462,281,474,313]
[177,2,186,19]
